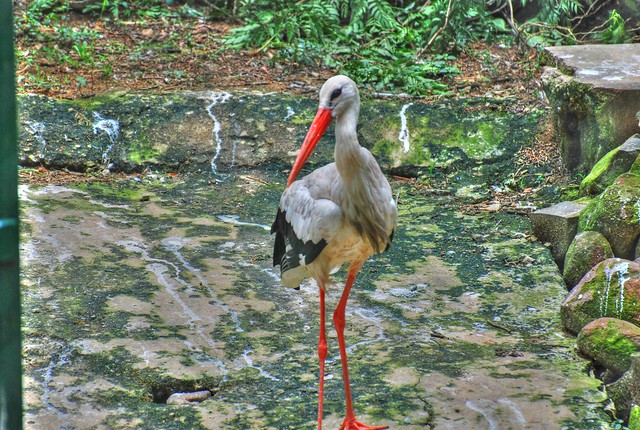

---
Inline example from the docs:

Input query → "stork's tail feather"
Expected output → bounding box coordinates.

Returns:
[271,209,287,268]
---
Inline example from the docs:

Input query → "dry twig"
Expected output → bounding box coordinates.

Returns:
[415,0,454,58]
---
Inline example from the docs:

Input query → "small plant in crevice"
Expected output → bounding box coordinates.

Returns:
[597,9,630,44]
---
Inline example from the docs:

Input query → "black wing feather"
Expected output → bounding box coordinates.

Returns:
[271,208,327,275]
[271,208,288,267]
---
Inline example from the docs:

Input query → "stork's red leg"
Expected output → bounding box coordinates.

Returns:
[333,264,388,430]
[317,287,328,430]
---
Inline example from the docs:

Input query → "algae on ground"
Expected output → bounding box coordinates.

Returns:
[20,172,611,429]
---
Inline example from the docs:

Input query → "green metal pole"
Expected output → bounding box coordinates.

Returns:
[0,0,22,429]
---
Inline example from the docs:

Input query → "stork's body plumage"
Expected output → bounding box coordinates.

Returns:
[271,76,397,430]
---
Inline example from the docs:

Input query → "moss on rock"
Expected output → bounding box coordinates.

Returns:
[629,404,640,430]
[607,352,640,424]
[629,153,640,176]
[561,258,640,334]
[578,173,640,259]
[576,317,640,375]
[563,231,614,289]
[579,134,640,196]
[579,146,619,195]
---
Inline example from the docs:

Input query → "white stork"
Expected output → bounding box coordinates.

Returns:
[271,75,397,430]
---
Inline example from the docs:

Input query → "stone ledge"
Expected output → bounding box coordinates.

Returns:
[545,44,640,91]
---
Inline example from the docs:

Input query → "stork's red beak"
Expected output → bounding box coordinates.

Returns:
[287,108,334,186]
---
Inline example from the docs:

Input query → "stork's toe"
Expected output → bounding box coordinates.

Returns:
[338,417,389,430]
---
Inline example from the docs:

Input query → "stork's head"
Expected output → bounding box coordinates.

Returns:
[318,75,360,119]
[287,75,360,186]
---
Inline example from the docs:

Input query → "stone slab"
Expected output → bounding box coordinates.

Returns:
[17,93,539,177]
[546,44,640,90]
[530,201,587,267]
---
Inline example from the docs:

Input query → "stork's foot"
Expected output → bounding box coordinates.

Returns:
[338,417,389,430]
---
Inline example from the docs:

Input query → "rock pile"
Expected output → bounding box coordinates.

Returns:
[531,133,640,424]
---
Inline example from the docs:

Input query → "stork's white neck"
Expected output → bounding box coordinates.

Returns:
[332,100,390,253]
[334,104,363,181]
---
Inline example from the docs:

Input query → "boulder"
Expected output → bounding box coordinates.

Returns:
[579,134,640,196]
[578,173,640,260]
[576,317,640,376]
[561,258,640,334]
[563,231,614,289]
[607,352,640,423]
[530,201,586,267]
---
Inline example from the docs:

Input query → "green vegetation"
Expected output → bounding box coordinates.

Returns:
[224,0,639,95]
[224,0,474,95]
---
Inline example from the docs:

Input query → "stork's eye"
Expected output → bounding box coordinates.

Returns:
[330,88,342,101]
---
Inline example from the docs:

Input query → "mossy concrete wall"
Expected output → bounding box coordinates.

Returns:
[18,92,541,178]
